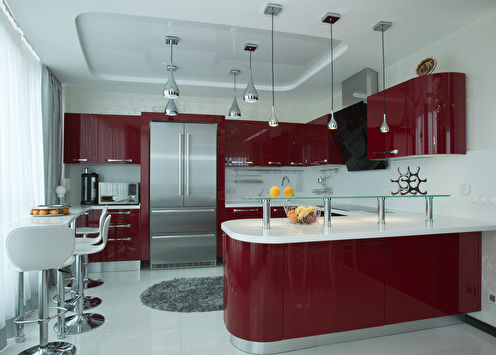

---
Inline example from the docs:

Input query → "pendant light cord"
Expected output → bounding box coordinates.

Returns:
[330,23,334,112]
[233,73,237,97]
[381,26,386,116]
[170,42,174,66]
[249,51,252,73]
[271,11,275,108]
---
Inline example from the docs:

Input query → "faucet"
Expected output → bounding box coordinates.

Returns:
[258,188,266,197]
[281,176,290,187]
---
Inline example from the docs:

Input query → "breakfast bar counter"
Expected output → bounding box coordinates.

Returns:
[221,213,495,354]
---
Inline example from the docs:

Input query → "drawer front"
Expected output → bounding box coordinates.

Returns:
[103,234,141,261]
[224,207,262,220]
[271,206,286,218]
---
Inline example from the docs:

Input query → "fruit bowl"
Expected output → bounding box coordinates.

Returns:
[283,204,320,224]
[31,205,70,217]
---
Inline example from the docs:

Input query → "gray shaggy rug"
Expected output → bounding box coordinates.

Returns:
[140,276,223,312]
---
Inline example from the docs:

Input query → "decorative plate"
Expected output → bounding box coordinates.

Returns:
[416,57,437,76]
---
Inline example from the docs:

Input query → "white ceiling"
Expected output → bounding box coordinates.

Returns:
[6,0,496,103]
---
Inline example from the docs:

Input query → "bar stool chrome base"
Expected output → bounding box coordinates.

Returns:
[60,313,105,335]
[19,341,76,355]
[62,295,102,311]
[85,278,104,289]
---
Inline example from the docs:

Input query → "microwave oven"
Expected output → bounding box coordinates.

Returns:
[98,182,139,205]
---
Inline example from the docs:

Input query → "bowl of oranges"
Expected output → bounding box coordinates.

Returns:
[31,205,70,217]
[284,205,320,224]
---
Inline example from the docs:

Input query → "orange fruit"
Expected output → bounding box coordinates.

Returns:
[269,186,280,197]
[283,186,295,197]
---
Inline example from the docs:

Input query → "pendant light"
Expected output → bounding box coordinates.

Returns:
[243,43,259,103]
[164,99,178,116]
[322,12,341,130]
[373,21,392,133]
[163,36,180,99]
[265,3,282,128]
[228,69,241,118]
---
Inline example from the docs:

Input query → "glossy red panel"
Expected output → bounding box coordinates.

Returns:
[304,117,329,165]
[406,73,466,155]
[284,123,306,166]
[223,235,284,342]
[336,239,385,331]
[224,207,262,221]
[97,116,141,164]
[367,82,408,159]
[283,242,337,338]
[385,236,436,324]
[271,206,286,218]
[64,114,98,163]
[225,120,263,166]
[434,232,481,316]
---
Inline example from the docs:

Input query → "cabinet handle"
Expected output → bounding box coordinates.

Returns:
[229,160,254,165]
[107,158,133,162]
[233,208,259,213]
[290,162,304,166]
[272,208,284,212]
[311,159,327,165]
[268,161,282,165]
[109,211,132,215]
[109,224,132,228]
[72,158,88,162]
[108,237,132,241]
[372,149,399,156]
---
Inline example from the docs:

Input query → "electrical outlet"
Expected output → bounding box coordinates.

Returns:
[459,183,471,196]
[489,292,496,304]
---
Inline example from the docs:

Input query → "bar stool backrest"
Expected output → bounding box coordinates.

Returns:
[93,215,111,254]
[98,207,108,230]
[6,225,75,272]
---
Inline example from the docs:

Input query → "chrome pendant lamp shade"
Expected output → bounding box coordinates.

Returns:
[265,3,282,128]
[243,43,259,103]
[228,69,242,119]
[163,36,180,99]
[373,21,392,133]
[164,99,178,116]
[322,12,341,130]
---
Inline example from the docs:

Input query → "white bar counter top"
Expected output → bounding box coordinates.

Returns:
[221,212,496,244]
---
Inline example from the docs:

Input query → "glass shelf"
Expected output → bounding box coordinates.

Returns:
[244,194,450,231]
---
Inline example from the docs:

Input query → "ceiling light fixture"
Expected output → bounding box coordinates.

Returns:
[228,69,242,118]
[163,36,180,99]
[322,12,341,130]
[265,3,282,128]
[373,21,392,133]
[243,43,259,103]
[164,99,178,116]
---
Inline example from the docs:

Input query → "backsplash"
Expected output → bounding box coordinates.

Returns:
[225,166,341,202]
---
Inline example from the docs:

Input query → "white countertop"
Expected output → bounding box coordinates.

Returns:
[221,213,496,244]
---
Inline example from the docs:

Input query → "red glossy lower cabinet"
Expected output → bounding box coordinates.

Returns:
[283,242,337,338]
[336,239,385,331]
[223,236,284,342]
[224,207,262,220]
[223,232,480,342]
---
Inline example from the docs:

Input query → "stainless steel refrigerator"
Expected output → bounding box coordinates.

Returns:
[149,121,217,269]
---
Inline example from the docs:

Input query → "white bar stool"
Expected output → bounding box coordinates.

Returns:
[6,225,76,355]
[60,215,111,335]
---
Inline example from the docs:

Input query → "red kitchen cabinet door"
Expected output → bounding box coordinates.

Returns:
[385,236,436,324]
[305,116,329,165]
[283,242,337,338]
[260,124,288,166]
[223,235,284,342]
[336,239,385,331]
[97,116,141,164]
[224,207,262,220]
[406,73,466,156]
[271,206,286,218]
[434,232,481,317]
[367,82,408,159]
[328,129,345,164]
[284,123,305,166]
[64,114,98,164]
[225,121,263,166]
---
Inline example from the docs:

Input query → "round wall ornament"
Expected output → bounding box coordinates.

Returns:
[416,57,437,76]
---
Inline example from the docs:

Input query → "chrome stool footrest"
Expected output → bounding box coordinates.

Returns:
[14,306,69,325]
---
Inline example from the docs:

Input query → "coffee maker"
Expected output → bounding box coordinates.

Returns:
[81,168,99,205]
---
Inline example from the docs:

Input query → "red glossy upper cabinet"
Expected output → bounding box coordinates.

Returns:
[284,123,305,166]
[406,73,466,156]
[225,121,263,166]
[64,114,98,164]
[367,82,408,159]
[305,116,329,165]
[261,124,287,166]
[97,116,140,164]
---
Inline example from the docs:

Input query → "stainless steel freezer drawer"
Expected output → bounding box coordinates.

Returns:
[150,208,216,234]
[150,234,216,268]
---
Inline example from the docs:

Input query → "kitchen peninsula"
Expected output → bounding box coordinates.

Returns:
[221,207,496,354]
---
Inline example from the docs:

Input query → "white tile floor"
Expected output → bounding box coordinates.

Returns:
[2,266,496,355]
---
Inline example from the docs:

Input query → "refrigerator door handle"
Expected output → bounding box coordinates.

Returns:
[151,234,216,239]
[185,133,190,196]
[151,208,215,213]
[178,133,184,196]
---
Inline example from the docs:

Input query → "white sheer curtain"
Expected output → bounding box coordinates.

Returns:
[0,1,44,348]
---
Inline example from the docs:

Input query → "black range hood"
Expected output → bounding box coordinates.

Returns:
[333,102,387,171]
